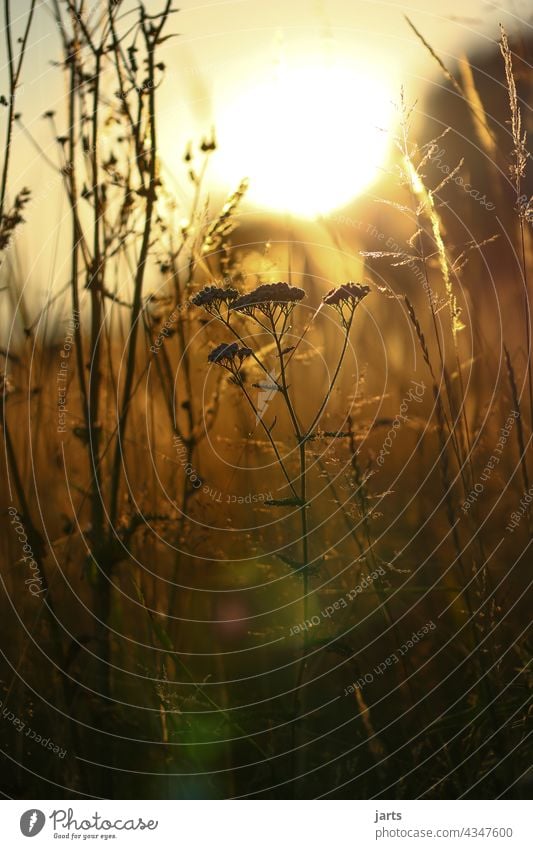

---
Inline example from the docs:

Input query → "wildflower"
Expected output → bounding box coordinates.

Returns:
[207,342,252,376]
[322,281,370,328]
[231,282,305,326]
[192,284,239,316]
[208,341,238,363]
[0,187,31,252]
[200,130,217,153]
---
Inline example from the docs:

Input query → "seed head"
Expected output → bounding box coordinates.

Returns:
[322,282,370,328]
[207,342,252,373]
[231,282,305,323]
[323,282,370,307]
[192,284,239,315]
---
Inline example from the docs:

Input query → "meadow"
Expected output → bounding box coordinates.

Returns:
[0,0,531,799]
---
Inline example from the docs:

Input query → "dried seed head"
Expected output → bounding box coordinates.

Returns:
[192,284,239,314]
[237,346,253,359]
[230,282,305,326]
[323,282,370,307]
[208,341,239,363]
[207,342,252,372]
[232,282,305,311]
[322,282,370,328]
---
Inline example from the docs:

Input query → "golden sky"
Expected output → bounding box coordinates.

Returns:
[1,0,531,295]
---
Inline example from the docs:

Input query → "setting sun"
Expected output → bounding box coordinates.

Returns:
[212,62,394,217]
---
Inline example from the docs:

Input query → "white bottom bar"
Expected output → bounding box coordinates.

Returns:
[1,800,530,848]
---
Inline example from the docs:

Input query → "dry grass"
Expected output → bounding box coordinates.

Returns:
[0,4,531,799]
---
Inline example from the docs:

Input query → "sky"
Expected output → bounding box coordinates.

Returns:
[0,0,531,308]
[158,0,532,206]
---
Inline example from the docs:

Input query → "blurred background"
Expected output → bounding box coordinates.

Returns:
[0,0,532,801]
[2,0,533,320]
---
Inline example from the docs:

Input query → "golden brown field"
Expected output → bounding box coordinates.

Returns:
[0,0,531,800]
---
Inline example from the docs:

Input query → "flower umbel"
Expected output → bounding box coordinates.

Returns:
[192,284,239,316]
[207,342,252,376]
[322,282,370,328]
[231,282,305,326]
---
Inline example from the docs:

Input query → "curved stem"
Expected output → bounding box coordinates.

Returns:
[236,376,299,500]
[270,313,302,440]
[221,316,274,382]
[0,0,36,221]
[305,312,353,440]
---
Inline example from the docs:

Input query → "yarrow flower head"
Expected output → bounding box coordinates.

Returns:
[207,342,252,375]
[322,282,370,328]
[191,284,239,316]
[230,282,305,323]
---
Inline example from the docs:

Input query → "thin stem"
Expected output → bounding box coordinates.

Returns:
[0,0,36,222]
[88,48,105,540]
[109,11,170,527]
[519,211,533,441]
[220,315,274,381]
[66,43,89,427]
[305,312,353,439]
[236,375,299,499]
[266,317,312,798]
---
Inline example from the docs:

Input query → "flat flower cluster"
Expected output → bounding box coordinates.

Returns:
[191,285,239,315]
[231,282,305,319]
[193,279,370,369]
[322,282,370,328]
[207,342,252,374]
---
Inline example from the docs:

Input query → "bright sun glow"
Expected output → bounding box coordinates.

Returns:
[212,62,394,217]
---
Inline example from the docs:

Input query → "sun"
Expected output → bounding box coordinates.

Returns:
[212,61,394,218]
